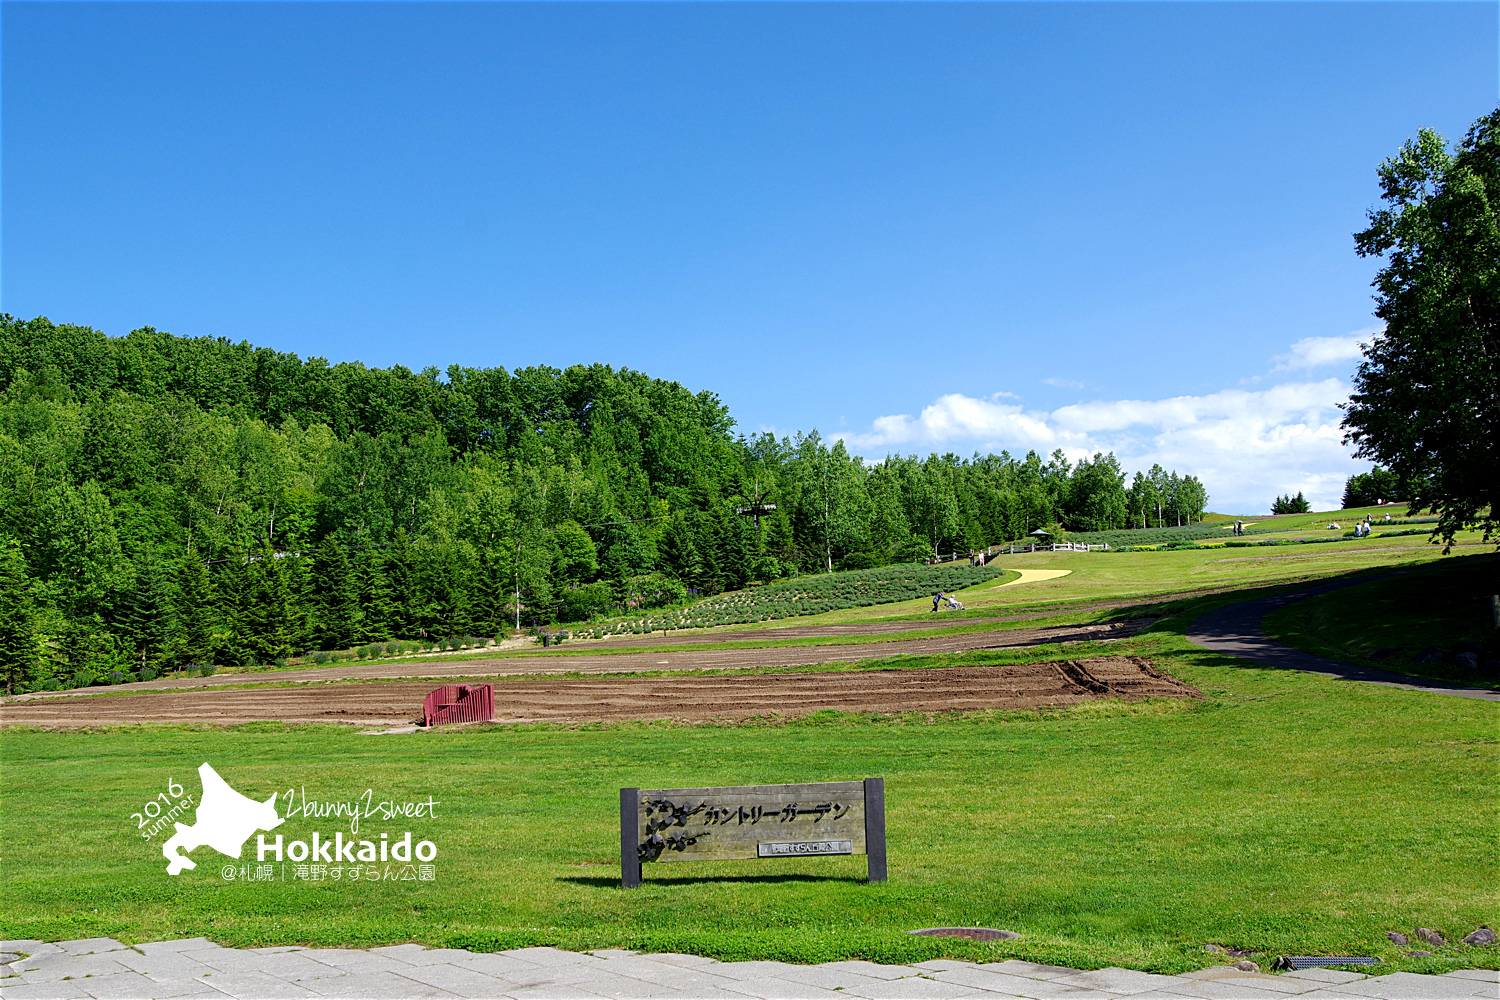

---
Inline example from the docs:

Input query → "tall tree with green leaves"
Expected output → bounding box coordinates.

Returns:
[1344,106,1499,548]
[1067,453,1129,531]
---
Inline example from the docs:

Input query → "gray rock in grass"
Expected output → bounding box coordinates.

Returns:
[1412,647,1444,664]
[1386,932,1409,947]
[1405,950,1433,957]
[1462,928,1498,947]
[1233,961,1261,973]
[1415,927,1447,946]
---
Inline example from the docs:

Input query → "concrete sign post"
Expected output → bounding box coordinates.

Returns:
[620,779,886,887]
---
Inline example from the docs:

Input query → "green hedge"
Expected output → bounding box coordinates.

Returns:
[590,563,1005,636]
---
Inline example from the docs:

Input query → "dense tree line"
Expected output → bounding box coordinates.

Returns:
[1270,492,1312,515]
[0,316,1206,690]
[1341,467,1405,509]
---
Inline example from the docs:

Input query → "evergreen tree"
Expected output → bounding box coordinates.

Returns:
[310,538,360,649]
[657,513,703,587]
[242,543,296,663]
[175,551,218,667]
[359,548,398,643]
[468,547,512,636]
[384,531,422,639]
[422,540,474,636]
[0,542,40,694]
[114,551,177,673]
[214,553,254,666]
[715,508,750,590]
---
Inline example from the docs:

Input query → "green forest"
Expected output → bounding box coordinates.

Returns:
[0,316,1207,689]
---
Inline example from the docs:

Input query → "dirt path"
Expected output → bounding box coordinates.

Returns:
[990,568,1073,588]
[0,657,1198,728]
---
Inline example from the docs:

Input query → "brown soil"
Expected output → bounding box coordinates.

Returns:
[3,619,1154,700]
[0,657,1199,728]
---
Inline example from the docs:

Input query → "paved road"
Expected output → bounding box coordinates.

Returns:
[3,939,1494,1000]
[1186,577,1500,701]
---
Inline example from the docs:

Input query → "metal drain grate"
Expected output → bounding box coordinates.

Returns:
[1277,956,1381,970]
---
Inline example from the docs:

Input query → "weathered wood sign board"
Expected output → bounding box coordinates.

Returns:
[620,778,886,887]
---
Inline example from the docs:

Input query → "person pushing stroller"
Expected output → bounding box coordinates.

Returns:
[932,590,964,612]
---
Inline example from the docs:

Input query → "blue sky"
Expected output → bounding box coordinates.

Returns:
[3,2,1496,512]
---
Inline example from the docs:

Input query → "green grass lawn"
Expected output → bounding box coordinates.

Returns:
[3,605,1496,974]
[4,545,1496,974]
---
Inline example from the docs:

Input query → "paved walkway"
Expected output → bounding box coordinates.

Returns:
[990,569,1073,589]
[1186,577,1500,701]
[2,939,1495,1000]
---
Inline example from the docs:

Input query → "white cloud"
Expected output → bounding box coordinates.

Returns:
[1271,329,1378,371]
[1041,377,1085,389]
[836,378,1362,514]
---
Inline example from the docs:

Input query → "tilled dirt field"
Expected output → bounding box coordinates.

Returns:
[3,618,1153,700]
[0,657,1199,728]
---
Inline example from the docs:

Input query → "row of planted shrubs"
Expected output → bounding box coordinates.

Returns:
[26,662,219,691]
[304,636,493,664]
[570,563,1007,638]
[23,638,499,691]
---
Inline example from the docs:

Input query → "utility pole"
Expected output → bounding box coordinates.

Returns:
[733,480,777,550]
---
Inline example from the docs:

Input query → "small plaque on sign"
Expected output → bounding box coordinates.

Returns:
[758,840,853,857]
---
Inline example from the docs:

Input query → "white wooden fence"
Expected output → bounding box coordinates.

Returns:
[930,541,1109,564]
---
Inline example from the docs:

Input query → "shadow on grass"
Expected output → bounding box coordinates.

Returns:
[559,873,868,889]
[1157,555,1500,693]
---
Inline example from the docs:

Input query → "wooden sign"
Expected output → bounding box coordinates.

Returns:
[619,778,886,887]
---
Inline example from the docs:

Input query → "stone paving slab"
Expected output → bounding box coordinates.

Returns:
[1316,972,1498,999]
[1156,980,1314,1000]
[3,942,1497,1000]
[1279,973,1369,986]
[56,941,130,958]
[133,945,219,958]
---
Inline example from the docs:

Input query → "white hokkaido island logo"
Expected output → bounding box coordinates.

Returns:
[147,762,441,884]
[163,763,284,875]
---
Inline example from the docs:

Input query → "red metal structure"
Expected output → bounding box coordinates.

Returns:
[422,683,495,727]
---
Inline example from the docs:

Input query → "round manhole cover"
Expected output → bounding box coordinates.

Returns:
[909,927,1020,941]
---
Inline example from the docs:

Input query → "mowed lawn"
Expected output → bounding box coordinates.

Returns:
[2,626,1495,974]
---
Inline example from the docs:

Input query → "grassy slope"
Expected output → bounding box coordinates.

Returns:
[1262,553,1500,688]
